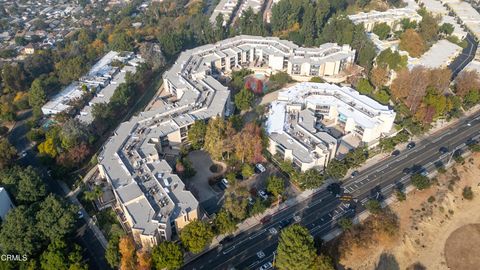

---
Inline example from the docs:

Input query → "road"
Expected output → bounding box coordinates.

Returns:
[183,111,480,270]
[448,33,478,79]
[8,112,109,270]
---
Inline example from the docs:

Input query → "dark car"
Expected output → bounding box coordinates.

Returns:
[439,146,449,154]
[407,142,416,149]
[402,167,411,174]
[327,183,342,196]
[260,214,272,224]
[453,149,463,158]
[220,236,234,245]
[351,170,359,177]
[391,150,400,156]
[279,218,293,229]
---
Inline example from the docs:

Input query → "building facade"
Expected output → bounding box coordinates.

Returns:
[266,83,396,171]
[348,8,422,32]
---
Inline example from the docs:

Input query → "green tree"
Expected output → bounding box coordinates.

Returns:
[439,23,454,36]
[179,220,214,254]
[356,78,374,95]
[0,138,16,169]
[395,189,406,202]
[299,169,324,189]
[338,217,353,230]
[0,206,41,255]
[365,199,382,215]
[105,237,121,269]
[326,159,348,179]
[187,120,207,150]
[419,11,440,42]
[152,241,184,270]
[223,188,249,220]
[159,31,184,59]
[372,23,391,40]
[214,210,237,235]
[313,254,335,270]
[266,176,285,197]
[29,78,47,116]
[40,239,87,270]
[36,195,77,242]
[462,186,474,200]
[241,164,254,179]
[234,88,255,111]
[376,48,408,71]
[0,166,46,204]
[249,199,267,216]
[276,224,317,270]
[411,174,431,190]
[204,118,226,160]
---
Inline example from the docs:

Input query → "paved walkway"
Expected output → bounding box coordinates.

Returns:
[58,169,108,249]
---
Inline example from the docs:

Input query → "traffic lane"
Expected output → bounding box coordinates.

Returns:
[233,200,344,270]
[344,110,480,187]
[356,124,479,195]
[347,117,480,193]
[184,191,333,269]
[211,198,342,270]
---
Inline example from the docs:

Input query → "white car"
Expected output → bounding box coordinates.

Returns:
[255,163,266,173]
[256,251,265,259]
[258,190,268,200]
[259,262,273,270]
[221,178,229,188]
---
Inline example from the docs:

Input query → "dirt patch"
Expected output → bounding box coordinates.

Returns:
[339,153,480,269]
[444,223,480,270]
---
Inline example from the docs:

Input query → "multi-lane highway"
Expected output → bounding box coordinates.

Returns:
[184,111,480,270]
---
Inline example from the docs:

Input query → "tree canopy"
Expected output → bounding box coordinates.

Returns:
[180,220,214,253]
[152,241,184,270]
[276,224,317,270]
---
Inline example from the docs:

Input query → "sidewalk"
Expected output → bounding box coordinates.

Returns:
[58,178,108,249]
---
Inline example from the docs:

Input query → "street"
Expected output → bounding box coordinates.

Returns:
[448,33,478,78]
[183,111,480,270]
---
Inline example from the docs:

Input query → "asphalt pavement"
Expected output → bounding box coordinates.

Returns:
[448,33,478,78]
[183,111,480,270]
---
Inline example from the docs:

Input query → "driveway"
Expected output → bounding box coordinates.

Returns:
[449,33,478,78]
[187,151,224,215]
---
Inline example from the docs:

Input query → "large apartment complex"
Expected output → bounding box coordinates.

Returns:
[348,8,422,32]
[163,35,355,96]
[99,36,356,247]
[266,83,396,172]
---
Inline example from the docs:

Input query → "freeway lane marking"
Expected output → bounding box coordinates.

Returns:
[248,229,267,240]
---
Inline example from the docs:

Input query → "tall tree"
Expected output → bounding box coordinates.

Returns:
[29,78,47,116]
[223,187,250,220]
[203,118,225,160]
[187,120,207,150]
[266,176,285,197]
[399,29,426,58]
[36,195,77,242]
[276,224,317,270]
[214,210,237,235]
[179,220,214,254]
[0,206,41,255]
[455,70,480,97]
[234,88,255,111]
[152,241,183,270]
[233,123,264,163]
[0,138,16,169]
[119,236,136,270]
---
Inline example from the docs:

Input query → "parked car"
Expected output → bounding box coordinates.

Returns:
[350,170,359,177]
[391,149,400,156]
[255,163,266,173]
[258,190,268,200]
[77,210,84,219]
[221,178,229,188]
[407,142,416,149]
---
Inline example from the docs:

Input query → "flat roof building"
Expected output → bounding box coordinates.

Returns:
[445,0,480,40]
[100,36,355,247]
[348,8,422,32]
[266,83,396,171]
[408,39,462,69]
